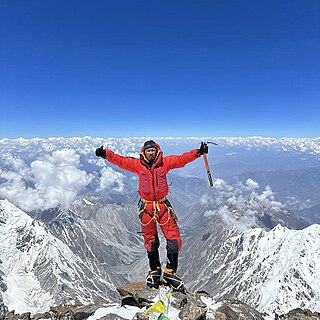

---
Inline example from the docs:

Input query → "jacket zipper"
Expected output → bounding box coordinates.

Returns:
[151,167,157,200]
[155,168,159,187]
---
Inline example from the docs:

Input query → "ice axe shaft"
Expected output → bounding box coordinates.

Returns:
[202,141,217,188]
[203,153,214,188]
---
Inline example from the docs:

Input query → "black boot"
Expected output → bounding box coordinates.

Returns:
[146,250,162,288]
[166,252,178,272]
[163,252,184,291]
[147,250,161,270]
[146,266,162,288]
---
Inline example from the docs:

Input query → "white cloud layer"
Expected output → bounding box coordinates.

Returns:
[202,178,284,231]
[97,167,125,193]
[1,136,318,213]
[0,149,93,212]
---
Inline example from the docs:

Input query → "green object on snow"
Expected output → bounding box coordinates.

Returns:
[157,314,170,320]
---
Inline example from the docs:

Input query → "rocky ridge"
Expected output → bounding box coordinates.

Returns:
[1,283,320,320]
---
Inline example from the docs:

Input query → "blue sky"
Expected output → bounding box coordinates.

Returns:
[1,0,319,138]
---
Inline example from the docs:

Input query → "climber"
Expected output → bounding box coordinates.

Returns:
[95,140,208,290]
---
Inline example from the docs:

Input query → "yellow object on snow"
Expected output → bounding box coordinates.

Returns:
[144,286,173,318]
[145,300,166,314]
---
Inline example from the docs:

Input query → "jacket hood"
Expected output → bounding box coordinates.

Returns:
[140,143,163,166]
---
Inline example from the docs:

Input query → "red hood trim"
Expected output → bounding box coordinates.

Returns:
[140,143,163,167]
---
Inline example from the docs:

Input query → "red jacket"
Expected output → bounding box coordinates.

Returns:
[104,143,200,201]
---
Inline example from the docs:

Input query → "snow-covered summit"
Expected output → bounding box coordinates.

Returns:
[233,224,320,312]
[0,200,112,314]
[0,199,55,313]
[187,222,320,315]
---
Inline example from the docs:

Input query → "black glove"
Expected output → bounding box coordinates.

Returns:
[95,146,106,158]
[199,142,208,155]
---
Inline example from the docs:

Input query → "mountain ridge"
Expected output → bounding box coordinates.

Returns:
[0,200,116,314]
[182,220,320,314]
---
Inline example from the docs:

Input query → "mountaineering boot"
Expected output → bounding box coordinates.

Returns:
[163,252,185,291]
[146,249,162,287]
[163,268,184,291]
[146,266,162,288]
[148,250,161,271]
[166,252,178,272]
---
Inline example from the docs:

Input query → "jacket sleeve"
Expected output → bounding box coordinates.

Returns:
[104,149,140,174]
[164,149,201,172]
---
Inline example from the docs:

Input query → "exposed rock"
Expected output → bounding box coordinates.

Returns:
[0,304,9,317]
[1,284,320,320]
[178,292,207,320]
[31,312,51,320]
[117,281,146,296]
[134,313,149,320]
[178,300,206,320]
[118,282,208,320]
[1,311,31,320]
[49,304,99,320]
[98,314,127,320]
[215,299,265,320]
[278,308,320,320]
[214,305,237,320]
[0,304,102,320]
[170,292,188,310]
[117,281,158,308]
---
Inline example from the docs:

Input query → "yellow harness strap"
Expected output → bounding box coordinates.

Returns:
[164,202,179,222]
[139,199,170,227]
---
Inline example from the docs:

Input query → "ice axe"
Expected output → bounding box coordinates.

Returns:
[202,141,217,188]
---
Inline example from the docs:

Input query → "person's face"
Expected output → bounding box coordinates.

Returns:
[145,147,157,161]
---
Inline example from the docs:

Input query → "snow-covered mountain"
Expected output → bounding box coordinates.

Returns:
[38,198,148,286]
[178,178,320,314]
[0,200,118,314]
[181,209,320,314]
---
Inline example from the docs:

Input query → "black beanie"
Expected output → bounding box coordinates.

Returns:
[143,140,158,150]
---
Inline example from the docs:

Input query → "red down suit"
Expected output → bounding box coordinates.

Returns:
[104,144,200,253]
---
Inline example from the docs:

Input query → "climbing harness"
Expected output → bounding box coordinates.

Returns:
[138,198,179,226]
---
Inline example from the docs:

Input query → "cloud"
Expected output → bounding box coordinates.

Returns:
[0,149,93,212]
[245,178,259,191]
[202,178,284,231]
[97,167,125,193]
